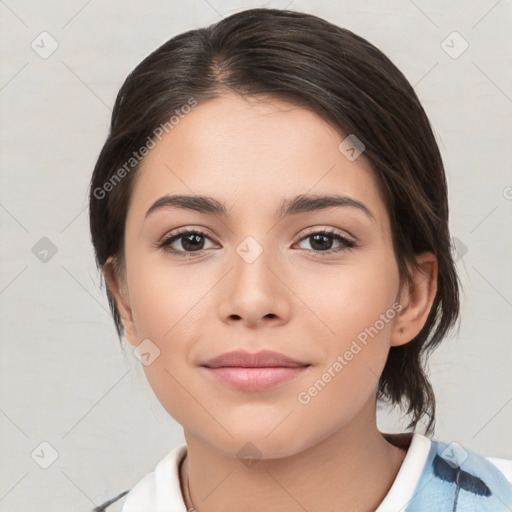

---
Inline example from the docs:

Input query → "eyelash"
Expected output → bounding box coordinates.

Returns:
[157,227,357,258]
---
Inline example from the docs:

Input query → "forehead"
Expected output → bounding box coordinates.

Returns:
[129,93,388,228]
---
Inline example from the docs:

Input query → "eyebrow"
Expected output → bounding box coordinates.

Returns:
[145,193,375,221]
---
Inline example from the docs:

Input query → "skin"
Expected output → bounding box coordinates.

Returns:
[105,93,438,512]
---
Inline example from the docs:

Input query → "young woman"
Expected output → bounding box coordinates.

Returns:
[89,8,512,512]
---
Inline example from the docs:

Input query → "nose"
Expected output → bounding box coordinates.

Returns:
[218,236,291,328]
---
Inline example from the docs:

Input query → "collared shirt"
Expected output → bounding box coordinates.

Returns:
[96,432,512,512]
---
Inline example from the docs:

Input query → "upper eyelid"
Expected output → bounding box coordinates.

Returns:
[299,226,355,242]
[159,226,215,242]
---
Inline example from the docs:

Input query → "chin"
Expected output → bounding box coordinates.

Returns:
[193,421,320,462]
[211,436,303,462]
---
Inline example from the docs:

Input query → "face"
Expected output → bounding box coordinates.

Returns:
[111,93,411,459]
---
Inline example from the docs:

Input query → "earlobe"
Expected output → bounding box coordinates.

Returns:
[103,256,138,346]
[390,252,438,347]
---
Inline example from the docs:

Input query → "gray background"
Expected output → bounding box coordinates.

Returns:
[1,0,511,510]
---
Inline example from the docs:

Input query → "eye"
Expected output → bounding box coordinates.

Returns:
[295,228,357,255]
[157,227,357,258]
[158,228,216,257]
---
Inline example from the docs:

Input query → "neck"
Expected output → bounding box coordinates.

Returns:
[180,400,409,512]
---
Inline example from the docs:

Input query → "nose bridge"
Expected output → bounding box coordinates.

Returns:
[220,232,287,324]
[232,233,277,292]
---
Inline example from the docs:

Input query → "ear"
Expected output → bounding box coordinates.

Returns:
[390,252,438,347]
[103,256,138,347]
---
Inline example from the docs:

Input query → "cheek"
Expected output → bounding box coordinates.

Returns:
[124,258,213,408]
[126,255,210,341]
[298,252,400,394]
[125,264,207,428]
[293,274,398,438]
[295,252,400,345]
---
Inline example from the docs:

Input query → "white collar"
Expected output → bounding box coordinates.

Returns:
[121,443,188,512]
[375,432,432,512]
[122,432,432,512]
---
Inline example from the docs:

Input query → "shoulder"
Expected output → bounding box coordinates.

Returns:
[93,444,188,512]
[408,437,512,511]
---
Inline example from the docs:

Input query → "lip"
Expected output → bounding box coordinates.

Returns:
[201,349,308,368]
[200,350,311,392]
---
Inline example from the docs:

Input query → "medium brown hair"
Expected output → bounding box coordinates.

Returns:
[89,8,461,435]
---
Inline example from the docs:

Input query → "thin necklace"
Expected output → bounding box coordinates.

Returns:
[182,454,198,512]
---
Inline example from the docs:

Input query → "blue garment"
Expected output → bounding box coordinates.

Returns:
[406,439,512,511]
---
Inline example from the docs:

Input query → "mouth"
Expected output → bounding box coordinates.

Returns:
[200,350,311,391]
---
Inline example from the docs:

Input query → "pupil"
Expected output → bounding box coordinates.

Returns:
[311,234,332,251]
[183,234,204,251]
